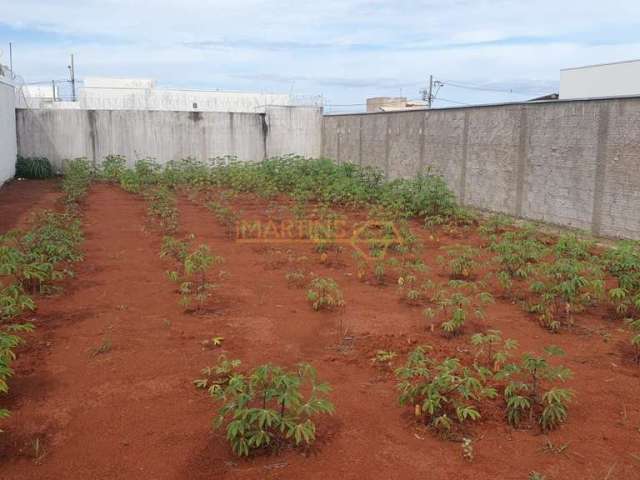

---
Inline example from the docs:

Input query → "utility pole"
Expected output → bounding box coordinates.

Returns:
[421,75,444,109]
[9,42,13,74]
[68,54,76,101]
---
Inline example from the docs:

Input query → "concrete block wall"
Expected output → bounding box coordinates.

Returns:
[16,107,323,170]
[322,97,640,239]
[0,79,16,185]
[265,106,322,159]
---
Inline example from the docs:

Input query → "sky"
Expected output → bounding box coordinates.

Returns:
[0,0,639,112]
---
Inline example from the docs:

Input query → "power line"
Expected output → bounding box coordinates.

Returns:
[434,97,471,106]
[439,79,543,96]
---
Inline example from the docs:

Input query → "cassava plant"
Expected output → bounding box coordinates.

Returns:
[211,362,334,456]
[307,277,345,311]
[145,186,179,233]
[1,322,35,432]
[168,245,225,312]
[478,214,514,239]
[528,257,604,332]
[98,154,127,182]
[207,199,239,238]
[396,346,497,437]
[490,229,548,297]
[625,318,640,363]
[496,345,573,432]
[194,355,242,394]
[437,245,481,279]
[0,211,83,293]
[470,329,518,372]
[62,157,93,205]
[285,270,306,288]
[423,281,494,336]
[372,350,397,370]
[603,241,640,319]
[160,235,193,264]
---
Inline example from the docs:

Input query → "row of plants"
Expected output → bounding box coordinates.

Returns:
[161,235,227,313]
[193,331,572,458]
[93,155,470,226]
[406,217,640,358]
[94,154,640,357]
[1,158,91,432]
[395,334,573,438]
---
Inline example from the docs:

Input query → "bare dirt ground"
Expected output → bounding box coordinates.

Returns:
[1,181,639,479]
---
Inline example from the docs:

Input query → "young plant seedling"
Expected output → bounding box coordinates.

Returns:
[201,336,224,350]
[372,350,397,370]
[194,355,242,394]
[307,277,345,311]
[470,329,518,372]
[423,281,494,337]
[169,245,225,312]
[285,270,306,288]
[89,337,112,358]
[437,245,481,279]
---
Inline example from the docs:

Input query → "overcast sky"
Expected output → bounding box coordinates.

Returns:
[1,1,639,111]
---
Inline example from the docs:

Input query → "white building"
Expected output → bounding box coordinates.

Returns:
[559,59,640,100]
[17,76,318,113]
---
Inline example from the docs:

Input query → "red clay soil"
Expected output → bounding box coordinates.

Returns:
[1,181,639,479]
[0,179,62,233]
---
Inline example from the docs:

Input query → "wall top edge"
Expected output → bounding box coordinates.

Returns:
[324,94,640,117]
[15,107,267,116]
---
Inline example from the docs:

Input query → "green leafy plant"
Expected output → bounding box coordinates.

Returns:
[554,234,594,261]
[496,345,573,432]
[62,157,93,205]
[285,270,306,288]
[528,473,546,480]
[307,277,345,311]
[160,235,192,264]
[625,318,640,363]
[98,154,127,182]
[194,355,242,394]
[603,241,640,319]
[372,350,397,370]
[528,257,604,332]
[470,329,518,372]
[1,322,35,432]
[478,214,514,238]
[422,281,494,336]
[15,156,54,179]
[396,346,496,437]
[168,245,225,312]
[212,362,334,456]
[438,245,481,279]
[0,283,35,319]
[490,229,548,296]
[207,199,239,238]
[0,211,83,293]
[145,186,179,233]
